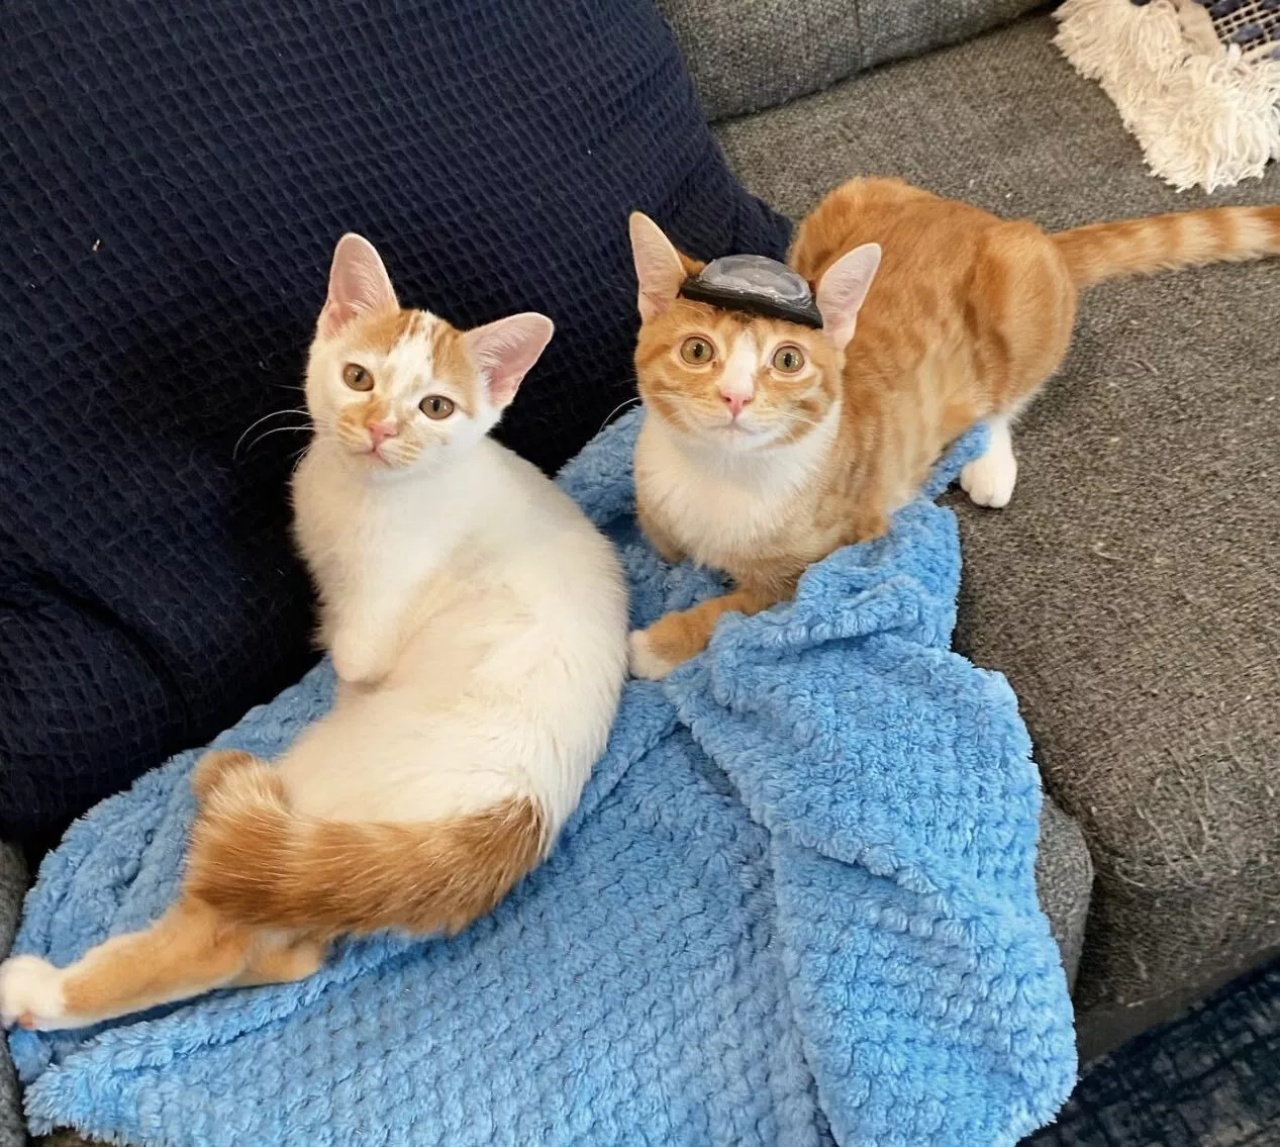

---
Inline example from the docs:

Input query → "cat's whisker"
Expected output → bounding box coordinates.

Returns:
[597,395,642,434]
[239,423,313,456]
[234,409,312,459]
[779,412,828,431]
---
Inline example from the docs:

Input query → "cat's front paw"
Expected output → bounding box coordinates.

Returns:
[628,628,679,681]
[0,955,69,1031]
[961,449,1018,509]
[330,634,391,686]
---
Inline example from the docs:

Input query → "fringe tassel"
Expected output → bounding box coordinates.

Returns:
[1054,0,1280,192]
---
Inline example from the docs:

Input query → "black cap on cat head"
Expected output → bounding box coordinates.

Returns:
[678,254,824,329]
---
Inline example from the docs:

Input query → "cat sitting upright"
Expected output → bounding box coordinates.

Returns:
[0,234,629,1031]
[625,178,1280,679]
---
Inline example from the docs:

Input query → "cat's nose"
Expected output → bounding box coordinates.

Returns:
[367,421,399,448]
[720,392,752,418]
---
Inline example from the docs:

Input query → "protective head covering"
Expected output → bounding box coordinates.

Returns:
[677,254,823,329]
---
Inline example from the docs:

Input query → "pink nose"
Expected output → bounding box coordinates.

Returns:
[721,392,751,418]
[367,421,398,448]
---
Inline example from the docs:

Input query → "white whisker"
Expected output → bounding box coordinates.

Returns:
[240,423,313,456]
[598,395,642,434]
[781,413,827,431]
[234,408,312,459]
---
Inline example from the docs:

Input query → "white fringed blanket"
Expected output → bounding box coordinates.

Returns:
[1055,0,1280,191]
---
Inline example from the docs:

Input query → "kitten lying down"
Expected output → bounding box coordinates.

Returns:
[0,235,629,1031]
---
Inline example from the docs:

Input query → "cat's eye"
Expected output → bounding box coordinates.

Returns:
[343,363,374,391]
[420,395,455,420]
[680,337,715,366]
[772,345,806,374]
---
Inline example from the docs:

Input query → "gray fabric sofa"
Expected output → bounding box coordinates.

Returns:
[2,4,1275,1143]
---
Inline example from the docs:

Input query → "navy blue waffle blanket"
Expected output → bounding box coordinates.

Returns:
[9,413,1076,1147]
[0,0,789,842]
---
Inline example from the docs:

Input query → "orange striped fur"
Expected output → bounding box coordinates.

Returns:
[0,736,548,1033]
[627,178,1280,678]
[187,752,546,936]
[1053,204,1280,287]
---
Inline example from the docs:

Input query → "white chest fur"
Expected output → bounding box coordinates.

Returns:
[293,445,480,682]
[633,412,835,570]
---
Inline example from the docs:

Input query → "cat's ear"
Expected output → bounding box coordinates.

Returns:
[318,233,399,338]
[816,243,881,350]
[463,313,555,409]
[629,213,687,322]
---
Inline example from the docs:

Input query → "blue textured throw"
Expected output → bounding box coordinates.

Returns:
[10,412,1076,1146]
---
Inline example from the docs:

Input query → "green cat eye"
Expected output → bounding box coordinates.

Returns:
[420,395,455,420]
[680,336,715,366]
[772,345,806,374]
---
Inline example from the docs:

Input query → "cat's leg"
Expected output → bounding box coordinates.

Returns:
[629,587,776,680]
[231,937,327,988]
[190,747,259,804]
[329,610,400,686]
[0,897,257,1032]
[960,413,1018,509]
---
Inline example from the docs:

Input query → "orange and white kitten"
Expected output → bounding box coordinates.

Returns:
[0,234,629,1031]
[627,177,1280,679]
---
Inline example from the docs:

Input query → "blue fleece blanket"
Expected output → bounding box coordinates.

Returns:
[9,411,1076,1146]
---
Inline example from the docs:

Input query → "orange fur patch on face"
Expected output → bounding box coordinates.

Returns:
[324,308,482,449]
[347,308,418,357]
[186,755,546,938]
[427,320,480,417]
[322,309,447,470]
[337,394,391,428]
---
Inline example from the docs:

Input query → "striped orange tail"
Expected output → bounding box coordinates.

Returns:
[1053,205,1280,288]
[185,753,546,937]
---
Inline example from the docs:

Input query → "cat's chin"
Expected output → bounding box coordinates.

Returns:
[684,419,778,454]
[336,446,432,480]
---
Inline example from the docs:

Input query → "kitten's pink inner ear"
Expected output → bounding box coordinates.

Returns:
[816,243,882,351]
[629,213,687,322]
[463,313,555,408]
[318,233,399,338]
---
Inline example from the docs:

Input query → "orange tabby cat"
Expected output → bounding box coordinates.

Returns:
[627,177,1280,679]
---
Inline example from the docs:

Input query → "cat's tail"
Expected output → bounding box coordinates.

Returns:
[185,751,547,936]
[1053,205,1280,288]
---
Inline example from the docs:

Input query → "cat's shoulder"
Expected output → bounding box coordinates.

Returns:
[471,436,599,534]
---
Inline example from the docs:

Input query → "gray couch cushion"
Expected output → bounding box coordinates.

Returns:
[1037,800,1092,992]
[656,0,1043,121]
[713,14,1280,1045]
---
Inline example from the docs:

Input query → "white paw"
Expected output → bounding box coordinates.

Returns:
[330,634,388,686]
[628,630,677,681]
[0,955,69,1031]
[961,449,1018,509]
